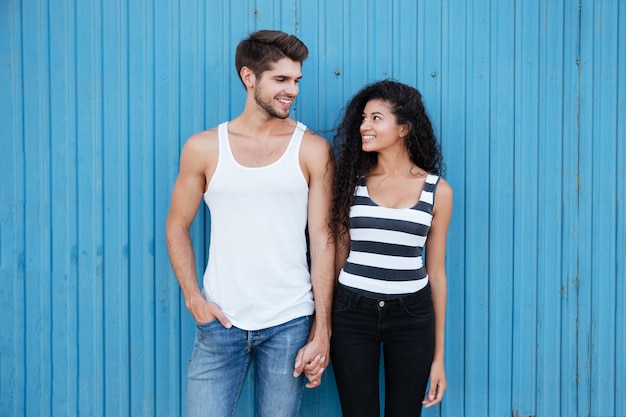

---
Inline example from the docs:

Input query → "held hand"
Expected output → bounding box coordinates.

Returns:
[188,293,232,329]
[293,338,330,388]
[303,354,325,388]
[422,360,446,408]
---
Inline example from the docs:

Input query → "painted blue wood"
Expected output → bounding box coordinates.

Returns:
[487,1,516,416]
[512,1,541,415]
[75,3,104,416]
[128,0,155,413]
[537,2,567,415]
[439,2,467,416]
[1,0,625,416]
[0,1,25,416]
[585,2,621,416]
[49,0,79,415]
[21,1,52,416]
[155,0,184,415]
[616,4,626,416]
[578,1,596,414]
[465,0,491,415]
[561,2,582,416]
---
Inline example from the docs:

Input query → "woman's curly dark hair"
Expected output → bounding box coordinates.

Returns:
[331,79,444,244]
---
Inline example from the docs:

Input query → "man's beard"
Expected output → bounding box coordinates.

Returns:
[254,85,290,119]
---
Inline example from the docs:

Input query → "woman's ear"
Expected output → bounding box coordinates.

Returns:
[399,123,412,138]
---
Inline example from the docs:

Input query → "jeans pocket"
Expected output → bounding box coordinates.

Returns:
[333,286,354,313]
[333,296,352,313]
[196,319,220,332]
[403,298,434,319]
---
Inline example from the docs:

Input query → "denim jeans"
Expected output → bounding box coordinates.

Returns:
[186,315,312,417]
[331,283,434,417]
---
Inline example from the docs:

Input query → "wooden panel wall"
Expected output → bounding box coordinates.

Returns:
[1,1,624,416]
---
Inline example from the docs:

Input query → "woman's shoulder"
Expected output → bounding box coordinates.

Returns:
[433,177,453,208]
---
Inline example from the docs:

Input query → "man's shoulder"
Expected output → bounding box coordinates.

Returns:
[183,126,220,152]
[190,125,220,140]
[177,128,220,172]
[300,126,331,151]
[299,127,333,171]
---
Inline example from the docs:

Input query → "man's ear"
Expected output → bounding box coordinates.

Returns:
[240,66,256,89]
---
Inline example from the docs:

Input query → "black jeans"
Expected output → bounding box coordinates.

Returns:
[330,283,435,417]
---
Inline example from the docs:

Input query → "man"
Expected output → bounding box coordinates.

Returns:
[165,30,334,417]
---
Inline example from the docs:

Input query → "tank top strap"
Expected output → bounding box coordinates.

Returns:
[217,121,306,163]
[284,121,307,159]
[217,122,229,157]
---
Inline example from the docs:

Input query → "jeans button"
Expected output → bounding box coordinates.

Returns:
[378,300,385,308]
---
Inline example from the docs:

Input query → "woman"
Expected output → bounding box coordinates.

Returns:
[330,80,452,417]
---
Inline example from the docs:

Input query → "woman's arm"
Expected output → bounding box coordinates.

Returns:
[422,178,453,408]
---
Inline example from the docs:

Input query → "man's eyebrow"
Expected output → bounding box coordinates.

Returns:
[272,74,303,80]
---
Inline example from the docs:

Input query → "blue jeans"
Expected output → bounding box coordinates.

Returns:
[331,283,434,417]
[186,315,312,417]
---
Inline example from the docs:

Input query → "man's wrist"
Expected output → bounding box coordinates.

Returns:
[311,315,331,339]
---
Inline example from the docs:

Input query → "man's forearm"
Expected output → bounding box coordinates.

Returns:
[309,239,335,339]
[166,224,202,305]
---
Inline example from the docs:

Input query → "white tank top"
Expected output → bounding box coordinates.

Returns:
[201,121,313,330]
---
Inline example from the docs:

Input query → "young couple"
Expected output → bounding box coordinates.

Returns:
[166,30,452,417]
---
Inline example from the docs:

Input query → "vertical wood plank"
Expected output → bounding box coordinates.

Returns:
[577,0,595,414]
[0,1,25,416]
[22,0,52,414]
[127,0,156,414]
[512,0,540,414]
[588,1,620,416]
[536,2,566,416]
[393,1,419,87]
[75,0,105,414]
[155,0,184,415]
[49,0,79,414]
[439,0,467,415]
[615,3,626,414]
[488,1,515,415]
[560,1,582,416]
[464,0,491,415]
[101,0,131,414]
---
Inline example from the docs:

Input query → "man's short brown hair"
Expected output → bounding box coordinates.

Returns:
[235,30,308,86]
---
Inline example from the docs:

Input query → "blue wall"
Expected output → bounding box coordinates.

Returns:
[1,1,624,416]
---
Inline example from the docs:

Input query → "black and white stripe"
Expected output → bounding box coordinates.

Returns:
[338,174,440,294]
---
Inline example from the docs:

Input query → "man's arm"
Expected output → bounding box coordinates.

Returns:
[293,132,335,388]
[165,132,231,328]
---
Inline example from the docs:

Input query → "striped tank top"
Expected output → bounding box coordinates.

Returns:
[337,173,440,295]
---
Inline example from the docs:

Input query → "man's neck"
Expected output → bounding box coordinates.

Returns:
[228,112,296,139]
